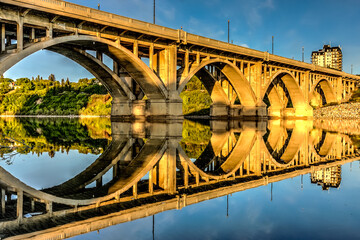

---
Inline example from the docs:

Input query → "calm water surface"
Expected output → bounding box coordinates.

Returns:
[0,117,359,240]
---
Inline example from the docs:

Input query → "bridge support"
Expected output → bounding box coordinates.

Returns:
[111,98,183,120]
[210,104,267,119]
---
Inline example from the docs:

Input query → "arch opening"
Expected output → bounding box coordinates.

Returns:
[309,79,337,108]
[263,72,312,118]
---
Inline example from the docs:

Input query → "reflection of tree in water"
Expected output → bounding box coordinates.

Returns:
[0,117,112,162]
[0,133,32,165]
[180,120,211,159]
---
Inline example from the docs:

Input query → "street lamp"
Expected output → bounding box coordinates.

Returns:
[302,46,304,62]
[153,0,156,24]
[228,20,230,43]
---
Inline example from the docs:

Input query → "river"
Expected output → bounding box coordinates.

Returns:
[0,117,359,240]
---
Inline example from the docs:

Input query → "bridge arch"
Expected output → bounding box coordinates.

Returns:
[262,70,312,118]
[178,59,257,107]
[0,35,168,100]
[309,78,338,107]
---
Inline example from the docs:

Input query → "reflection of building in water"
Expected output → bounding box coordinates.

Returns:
[311,166,342,190]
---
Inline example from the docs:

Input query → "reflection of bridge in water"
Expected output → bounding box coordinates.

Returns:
[0,120,359,239]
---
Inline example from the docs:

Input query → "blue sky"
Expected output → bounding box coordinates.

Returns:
[5,0,360,81]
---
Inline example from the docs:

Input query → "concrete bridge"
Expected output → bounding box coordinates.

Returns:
[0,0,359,119]
[0,120,359,239]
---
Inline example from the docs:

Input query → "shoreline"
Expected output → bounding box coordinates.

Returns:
[0,115,110,118]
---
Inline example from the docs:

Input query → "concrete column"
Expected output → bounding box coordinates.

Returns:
[196,52,200,65]
[133,183,138,199]
[47,23,53,39]
[337,77,343,101]
[149,43,154,70]
[133,40,138,58]
[96,51,103,62]
[30,28,35,41]
[113,61,119,75]
[96,176,102,187]
[184,49,189,75]
[17,17,24,51]
[304,71,310,103]
[254,62,262,101]
[16,190,23,221]
[168,45,177,92]
[0,24,5,53]
[1,189,5,216]
[148,168,154,194]
[263,64,267,86]
[167,139,177,194]
[46,201,53,216]
[148,45,182,119]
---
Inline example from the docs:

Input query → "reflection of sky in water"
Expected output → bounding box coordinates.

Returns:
[0,150,98,189]
[71,162,360,240]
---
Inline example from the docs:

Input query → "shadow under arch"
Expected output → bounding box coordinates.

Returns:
[309,78,338,107]
[178,59,257,107]
[262,70,312,117]
[0,35,168,100]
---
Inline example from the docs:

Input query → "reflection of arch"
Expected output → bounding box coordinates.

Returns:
[178,130,256,180]
[178,59,257,106]
[43,136,132,196]
[0,138,166,206]
[263,123,306,165]
[309,79,337,106]
[0,35,167,100]
[262,70,312,117]
[312,131,337,158]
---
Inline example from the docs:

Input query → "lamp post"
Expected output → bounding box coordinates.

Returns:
[272,36,274,54]
[228,20,230,43]
[153,0,156,24]
[302,47,304,62]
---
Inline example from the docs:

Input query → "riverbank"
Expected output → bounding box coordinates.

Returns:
[313,102,360,119]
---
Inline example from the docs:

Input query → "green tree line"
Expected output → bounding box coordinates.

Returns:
[0,75,111,116]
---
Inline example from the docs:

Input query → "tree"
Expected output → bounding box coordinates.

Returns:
[48,74,55,82]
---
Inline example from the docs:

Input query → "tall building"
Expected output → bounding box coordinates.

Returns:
[311,44,342,71]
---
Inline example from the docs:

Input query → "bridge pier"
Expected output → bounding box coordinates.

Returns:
[111,98,183,120]
[210,104,267,119]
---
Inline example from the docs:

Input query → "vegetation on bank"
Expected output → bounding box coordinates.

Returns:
[350,88,360,102]
[0,74,212,116]
[180,76,212,115]
[0,75,111,116]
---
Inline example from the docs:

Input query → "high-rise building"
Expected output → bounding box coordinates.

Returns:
[311,44,342,71]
